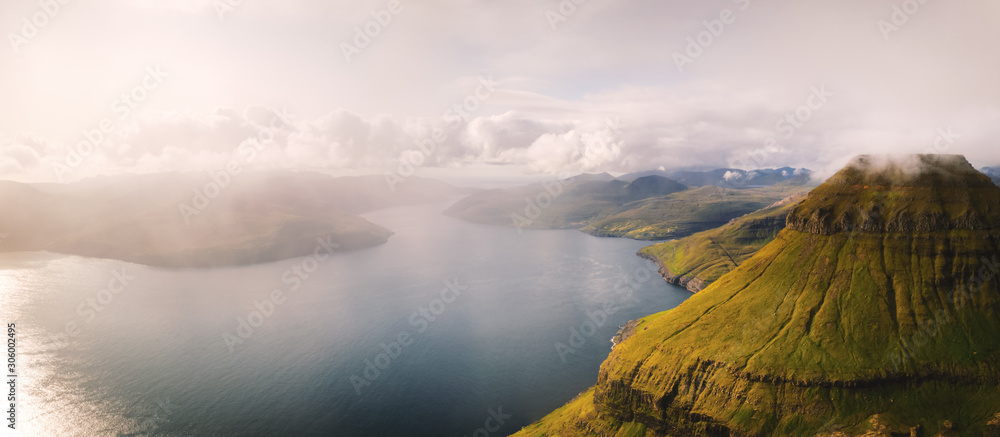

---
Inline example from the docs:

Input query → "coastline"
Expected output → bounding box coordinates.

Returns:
[636,250,706,294]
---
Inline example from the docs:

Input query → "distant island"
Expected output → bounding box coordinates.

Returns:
[0,171,466,268]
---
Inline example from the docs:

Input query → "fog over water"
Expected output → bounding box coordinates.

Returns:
[1,200,690,436]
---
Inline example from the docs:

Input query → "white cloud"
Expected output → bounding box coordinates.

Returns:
[723,171,742,182]
[0,0,998,182]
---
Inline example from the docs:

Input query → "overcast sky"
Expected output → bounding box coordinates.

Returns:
[1,0,998,183]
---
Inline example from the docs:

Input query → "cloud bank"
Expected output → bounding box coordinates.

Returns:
[1,0,998,182]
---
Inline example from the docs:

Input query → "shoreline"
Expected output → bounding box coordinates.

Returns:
[635,250,706,294]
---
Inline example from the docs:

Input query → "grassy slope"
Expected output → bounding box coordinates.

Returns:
[514,155,1000,437]
[582,184,809,240]
[637,195,803,292]
[446,176,810,240]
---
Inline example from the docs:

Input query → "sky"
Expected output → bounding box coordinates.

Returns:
[1,0,998,183]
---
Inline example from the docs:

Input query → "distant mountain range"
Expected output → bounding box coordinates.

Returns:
[0,171,467,268]
[445,167,814,240]
[619,166,811,188]
[983,166,1000,186]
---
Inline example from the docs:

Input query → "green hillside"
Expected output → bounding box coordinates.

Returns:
[513,155,1000,437]
[582,183,809,240]
[638,194,804,292]
[446,174,810,240]
[444,175,688,231]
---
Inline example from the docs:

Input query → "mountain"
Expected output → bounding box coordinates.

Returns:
[445,173,811,240]
[617,169,671,181]
[638,193,805,293]
[514,155,1000,437]
[443,174,690,231]
[0,171,465,268]
[567,172,617,183]
[581,181,810,240]
[620,167,811,188]
[627,175,689,198]
[983,166,1000,186]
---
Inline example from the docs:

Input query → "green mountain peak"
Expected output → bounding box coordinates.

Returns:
[788,154,1000,235]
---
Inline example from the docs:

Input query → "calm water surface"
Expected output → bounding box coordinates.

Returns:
[0,201,690,436]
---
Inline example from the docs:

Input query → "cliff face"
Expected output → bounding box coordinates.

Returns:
[636,250,709,293]
[515,155,1000,437]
